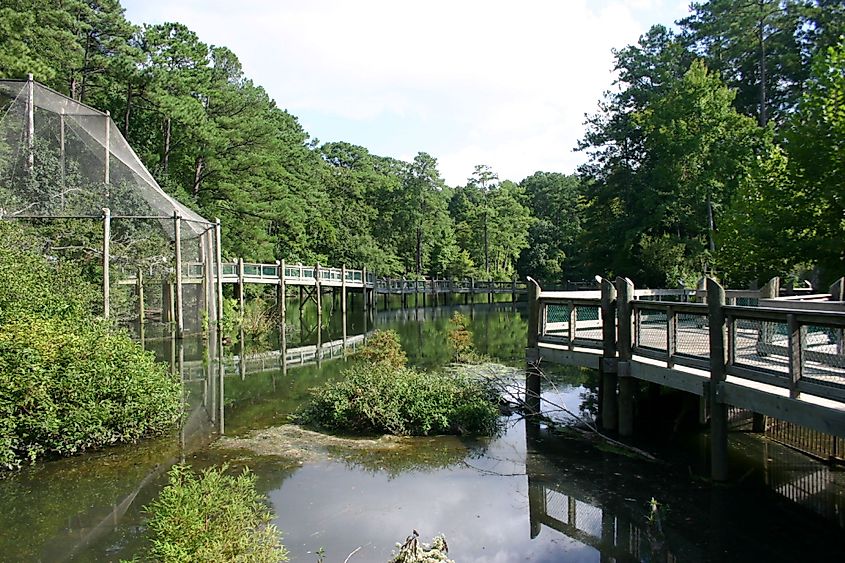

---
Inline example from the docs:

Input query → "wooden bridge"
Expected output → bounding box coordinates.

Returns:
[525,276,845,480]
[118,259,526,336]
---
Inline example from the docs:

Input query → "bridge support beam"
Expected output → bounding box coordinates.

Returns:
[616,277,635,437]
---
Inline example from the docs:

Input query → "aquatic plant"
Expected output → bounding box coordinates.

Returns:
[299,363,500,436]
[358,329,407,369]
[143,464,287,562]
[241,297,277,337]
[447,311,486,363]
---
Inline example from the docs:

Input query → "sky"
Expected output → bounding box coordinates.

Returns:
[121,0,692,186]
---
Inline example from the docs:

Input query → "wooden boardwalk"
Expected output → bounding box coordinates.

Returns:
[526,277,845,480]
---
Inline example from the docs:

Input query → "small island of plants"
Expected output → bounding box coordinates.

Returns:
[299,328,501,437]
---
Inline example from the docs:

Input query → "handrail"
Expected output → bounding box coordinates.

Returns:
[530,280,845,403]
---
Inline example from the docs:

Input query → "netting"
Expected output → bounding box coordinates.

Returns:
[0,79,217,333]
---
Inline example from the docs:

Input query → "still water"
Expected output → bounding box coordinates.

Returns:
[1,300,844,561]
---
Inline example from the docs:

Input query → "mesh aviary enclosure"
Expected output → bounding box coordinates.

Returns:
[0,77,221,336]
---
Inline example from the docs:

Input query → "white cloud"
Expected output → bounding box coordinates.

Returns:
[122,0,690,185]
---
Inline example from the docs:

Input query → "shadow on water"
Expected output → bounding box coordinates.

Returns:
[1,299,844,561]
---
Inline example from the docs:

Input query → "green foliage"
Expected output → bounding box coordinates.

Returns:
[240,298,276,338]
[447,312,476,363]
[0,222,180,469]
[358,330,407,370]
[299,363,500,436]
[143,464,287,563]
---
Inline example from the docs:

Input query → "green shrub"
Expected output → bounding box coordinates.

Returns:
[144,464,287,563]
[447,312,475,363]
[0,222,181,469]
[299,363,500,436]
[0,317,181,468]
[358,330,407,369]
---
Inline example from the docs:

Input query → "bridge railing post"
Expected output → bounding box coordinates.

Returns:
[526,277,542,416]
[830,277,845,355]
[707,277,728,481]
[615,277,634,437]
[600,277,618,431]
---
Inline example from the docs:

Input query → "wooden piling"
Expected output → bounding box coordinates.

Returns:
[600,278,618,431]
[341,264,347,316]
[616,277,635,437]
[526,277,542,416]
[237,257,245,322]
[707,277,728,482]
[315,263,322,318]
[278,259,286,324]
[136,268,145,343]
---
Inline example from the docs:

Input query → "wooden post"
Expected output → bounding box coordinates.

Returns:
[315,263,322,317]
[512,278,517,303]
[102,207,111,319]
[616,277,635,437]
[708,277,728,482]
[341,264,347,316]
[749,276,780,430]
[362,267,368,312]
[401,276,407,309]
[173,212,184,338]
[214,219,224,329]
[136,268,145,342]
[830,277,845,301]
[237,257,245,322]
[488,279,492,303]
[830,277,844,355]
[526,277,542,416]
[600,278,618,431]
[278,259,286,324]
[667,304,677,368]
[787,313,802,399]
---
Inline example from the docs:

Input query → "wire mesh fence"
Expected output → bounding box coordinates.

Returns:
[676,311,710,359]
[635,306,667,352]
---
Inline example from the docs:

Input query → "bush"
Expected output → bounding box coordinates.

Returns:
[299,363,500,436]
[144,464,287,562]
[0,317,181,468]
[0,222,181,469]
[358,330,407,369]
[447,312,476,363]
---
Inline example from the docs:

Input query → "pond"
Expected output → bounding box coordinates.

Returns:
[1,300,844,561]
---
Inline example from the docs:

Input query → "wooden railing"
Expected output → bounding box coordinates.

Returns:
[530,278,845,404]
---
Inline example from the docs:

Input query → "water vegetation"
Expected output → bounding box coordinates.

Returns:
[141,464,287,562]
[299,330,500,436]
[0,223,181,470]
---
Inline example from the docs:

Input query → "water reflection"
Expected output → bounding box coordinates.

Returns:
[2,303,845,562]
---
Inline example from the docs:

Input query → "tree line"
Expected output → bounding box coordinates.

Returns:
[0,0,842,287]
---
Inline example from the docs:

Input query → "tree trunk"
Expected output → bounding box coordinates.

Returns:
[757,0,768,127]
[162,117,171,174]
[123,84,132,137]
[193,155,204,196]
